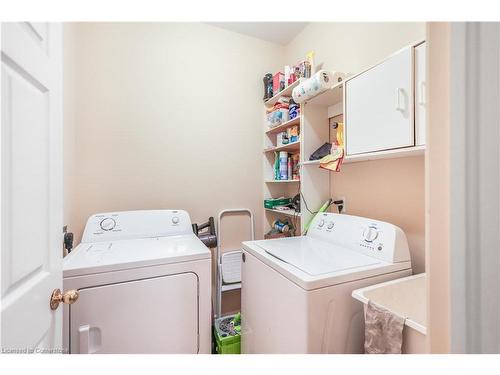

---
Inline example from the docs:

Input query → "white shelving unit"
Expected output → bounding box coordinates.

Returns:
[263,81,303,236]
[261,40,426,237]
[262,77,346,235]
[298,81,342,231]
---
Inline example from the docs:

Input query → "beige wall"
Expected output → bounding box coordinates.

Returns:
[331,157,425,272]
[63,23,285,244]
[285,22,427,273]
[285,23,426,75]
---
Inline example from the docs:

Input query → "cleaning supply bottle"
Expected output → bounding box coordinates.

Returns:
[279,151,288,180]
[274,152,280,180]
[287,157,292,180]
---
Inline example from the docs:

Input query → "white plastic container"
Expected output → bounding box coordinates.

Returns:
[352,273,427,354]
[276,131,289,147]
[267,108,289,128]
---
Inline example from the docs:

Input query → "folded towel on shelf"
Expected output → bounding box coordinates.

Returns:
[364,301,406,354]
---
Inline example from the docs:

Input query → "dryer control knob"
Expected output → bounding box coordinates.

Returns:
[172,216,180,224]
[318,219,325,227]
[363,226,379,242]
[327,222,334,229]
[100,218,116,231]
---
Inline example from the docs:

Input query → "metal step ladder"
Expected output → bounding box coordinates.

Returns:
[215,208,254,318]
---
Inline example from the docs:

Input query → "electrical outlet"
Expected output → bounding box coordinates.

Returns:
[333,197,346,213]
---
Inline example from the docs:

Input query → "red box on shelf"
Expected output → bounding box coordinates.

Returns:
[273,72,284,94]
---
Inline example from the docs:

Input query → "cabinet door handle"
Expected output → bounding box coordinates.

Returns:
[418,81,426,106]
[395,87,404,112]
[79,324,90,354]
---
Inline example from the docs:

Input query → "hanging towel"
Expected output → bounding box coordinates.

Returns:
[364,301,406,354]
[319,149,344,172]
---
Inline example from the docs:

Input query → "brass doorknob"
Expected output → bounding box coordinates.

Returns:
[50,288,79,310]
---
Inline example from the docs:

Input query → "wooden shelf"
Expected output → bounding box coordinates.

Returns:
[304,81,344,107]
[264,80,301,107]
[265,117,300,135]
[265,179,300,183]
[264,140,300,153]
[301,145,425,166]
[265,208,301,218]
[301,160,321,166]
[345,145,425,163]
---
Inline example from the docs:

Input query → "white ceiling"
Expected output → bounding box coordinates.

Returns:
[207,22,308,45]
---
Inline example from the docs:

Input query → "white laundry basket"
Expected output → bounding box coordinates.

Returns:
[215,208,254,318]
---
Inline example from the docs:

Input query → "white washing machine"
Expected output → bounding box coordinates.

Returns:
[241,212,412,354]
[62,210,211,354]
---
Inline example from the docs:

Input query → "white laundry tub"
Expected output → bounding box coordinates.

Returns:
[352,273,427,354]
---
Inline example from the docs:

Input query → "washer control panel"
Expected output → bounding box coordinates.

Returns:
[308,212,410,263]
[81,210,193,243]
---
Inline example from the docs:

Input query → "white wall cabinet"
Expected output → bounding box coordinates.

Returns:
[345,45,418,155]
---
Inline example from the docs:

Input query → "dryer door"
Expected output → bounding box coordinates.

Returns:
[70,272,199,353]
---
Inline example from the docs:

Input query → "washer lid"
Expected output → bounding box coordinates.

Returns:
[243,236,412,290]
[257,237,380,276]
[63,234,210,277]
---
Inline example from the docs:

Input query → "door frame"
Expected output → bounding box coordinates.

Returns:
[449,22,500,354]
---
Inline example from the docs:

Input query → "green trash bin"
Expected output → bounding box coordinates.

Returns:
[214,313,241,354]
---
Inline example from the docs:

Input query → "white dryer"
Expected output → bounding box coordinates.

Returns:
[63,210,211,354]
[241,212,412,354]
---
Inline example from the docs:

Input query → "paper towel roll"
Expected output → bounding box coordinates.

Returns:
[292,70,346,104]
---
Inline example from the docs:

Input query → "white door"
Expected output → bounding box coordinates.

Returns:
[1,23,63,353]
[70,273,199,354]
[345,46,414,155]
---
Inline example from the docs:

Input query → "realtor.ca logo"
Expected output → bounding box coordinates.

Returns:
[1,347,68,354]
